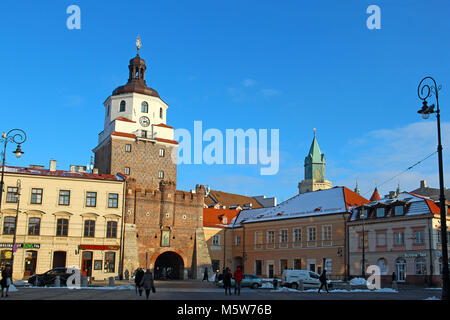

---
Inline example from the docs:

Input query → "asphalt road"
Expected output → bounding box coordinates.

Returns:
[1,280,442,300]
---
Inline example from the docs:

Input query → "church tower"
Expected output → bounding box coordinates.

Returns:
[93,36,178,190]
[298,129,332,194]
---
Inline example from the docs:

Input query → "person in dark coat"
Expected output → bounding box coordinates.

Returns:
[140,269,155,299]
[223,267,232,295]
[392,271,397,283]
[1,265,11,298]
[317,269,329,293]
[202,267,209,282]
[134,268,145,296]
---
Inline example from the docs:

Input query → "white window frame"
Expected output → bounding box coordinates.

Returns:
[293,228,302,246]
[414,230,425,245]
[307,226,316,242]
[267,230,275,246]
[322,225,332,241]
[212,234,220,246]
[280,229,288,245]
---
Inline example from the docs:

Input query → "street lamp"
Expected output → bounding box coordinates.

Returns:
[0,129,27,213]
[417,76,450,300]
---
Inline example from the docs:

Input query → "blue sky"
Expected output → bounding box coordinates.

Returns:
[1,0,450,202]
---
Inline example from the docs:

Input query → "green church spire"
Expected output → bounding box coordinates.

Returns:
[304,129,326,181]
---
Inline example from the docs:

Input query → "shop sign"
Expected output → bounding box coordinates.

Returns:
[0,243,40,249]
[405,252,426,258]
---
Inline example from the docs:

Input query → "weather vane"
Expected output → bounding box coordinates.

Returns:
[136,35,142,55]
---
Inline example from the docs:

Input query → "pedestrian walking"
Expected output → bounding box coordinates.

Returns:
[392,271,397,283]
[140,269,155,300]
[233,266,243,296]
[134,268,145,296]
[203,267,209,282]
[317,269,329,293]
[1,265,11,298]
[223,267,232,295]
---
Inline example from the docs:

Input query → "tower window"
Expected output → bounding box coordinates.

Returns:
[124,167,130,175]
[119,100,126,112]
[158,171,164,179]
[125,144,132,152]
[160,108,163,119]
[107,104,110,116]
[159,149,165,157]
[141,101,148,113]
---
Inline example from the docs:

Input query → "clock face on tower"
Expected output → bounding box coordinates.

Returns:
[139,116,150,127]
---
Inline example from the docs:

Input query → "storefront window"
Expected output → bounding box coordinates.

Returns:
[415,257,426,275]
[104,252,115,273]
[0,250,12,269]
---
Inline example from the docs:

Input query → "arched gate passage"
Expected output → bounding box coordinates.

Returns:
[154,251,184,280]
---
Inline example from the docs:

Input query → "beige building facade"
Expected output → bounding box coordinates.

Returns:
[0,162,125,281]
[348,192,450,286]
[228,187,369,280]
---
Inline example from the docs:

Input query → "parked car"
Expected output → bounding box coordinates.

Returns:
[281,269,328,290]
[217,273,262,289]
[28,267,72,287]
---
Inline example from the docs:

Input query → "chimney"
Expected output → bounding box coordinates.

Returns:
[420,180,427,188]
[49,160,57,172]
[93,168,99,174]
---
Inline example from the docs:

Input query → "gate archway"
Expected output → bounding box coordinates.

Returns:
[154,251,184,280]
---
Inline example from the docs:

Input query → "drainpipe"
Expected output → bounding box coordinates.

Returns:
[428,214,434,286]
[119,180,126,280]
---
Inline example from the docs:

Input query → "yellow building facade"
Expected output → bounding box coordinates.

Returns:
[0,163,125,281]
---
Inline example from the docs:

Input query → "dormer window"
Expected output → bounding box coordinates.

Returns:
[394,205,404,216]
[376,207,385,218]
[141,101,148,113]
[119,100,126,112]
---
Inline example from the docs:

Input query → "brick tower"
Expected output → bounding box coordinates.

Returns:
[93,37,178,190]
[94,38,212,279]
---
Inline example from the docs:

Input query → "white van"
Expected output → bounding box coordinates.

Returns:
[281,269,321,289]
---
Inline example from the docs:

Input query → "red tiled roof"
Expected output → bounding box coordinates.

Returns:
[115,116,136,123]
[111,131,136,139]
[342,187,370,211]
[369,188,381,202]
[205,190,263,209]
[203,208,240,228]
[154,123,174,129]
[408,192,448,214]
[155,137,179,145]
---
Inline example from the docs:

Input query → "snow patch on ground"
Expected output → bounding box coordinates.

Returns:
[349,278,367,286]
[8,284,18,292]
[24,285,135,290]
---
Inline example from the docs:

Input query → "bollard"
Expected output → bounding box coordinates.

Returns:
[55,275,60,287]
[108,276,115,287]
[298,280,304,291]
[81,275,88,287]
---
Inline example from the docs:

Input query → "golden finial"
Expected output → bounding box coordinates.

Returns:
[136,35,142,55]
[313,128,316,137]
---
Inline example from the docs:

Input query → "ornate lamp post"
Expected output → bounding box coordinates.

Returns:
[0,129,27,212]
[417,76,449,300]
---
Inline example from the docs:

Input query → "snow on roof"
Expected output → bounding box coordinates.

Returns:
[233,187,358,227]
[349,192,436,221]
[2,165,124,182]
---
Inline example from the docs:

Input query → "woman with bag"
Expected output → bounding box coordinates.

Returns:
[140,269,155,300]
[1,265,11,298]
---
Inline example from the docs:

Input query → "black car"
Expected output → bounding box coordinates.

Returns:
[28,267,72,287]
